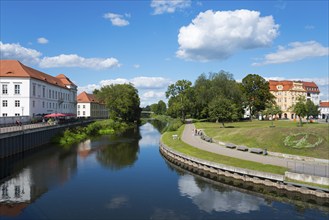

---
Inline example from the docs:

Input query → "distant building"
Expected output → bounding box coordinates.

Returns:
[0,60,77,118]
[269,80,320,119]
[77,91,108,118]
[319,101,329,120]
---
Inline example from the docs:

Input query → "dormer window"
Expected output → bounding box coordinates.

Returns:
[276,85,283,90]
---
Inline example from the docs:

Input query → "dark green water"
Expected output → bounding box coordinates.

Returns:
[0,122,328,219]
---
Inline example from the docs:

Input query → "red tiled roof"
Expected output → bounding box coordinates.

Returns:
[0,60,75,88]
[269,80,294,91]
[320,102,329,107]
[77,91,99,103]
[269,80,319,93]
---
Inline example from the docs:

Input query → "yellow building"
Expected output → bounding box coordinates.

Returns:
[269,80,320,119]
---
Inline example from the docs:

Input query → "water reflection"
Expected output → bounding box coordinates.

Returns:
[95,127,141,170]
[178,174,268,213]
[0,148,77,216]
[138,123,162,147]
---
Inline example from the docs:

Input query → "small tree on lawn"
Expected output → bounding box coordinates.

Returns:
[291,96,307,127]
[263,103,282,127]
[208,97,239,128]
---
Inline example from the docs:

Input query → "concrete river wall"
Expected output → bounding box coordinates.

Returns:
[159,142,329,201]
[0,120,93,158]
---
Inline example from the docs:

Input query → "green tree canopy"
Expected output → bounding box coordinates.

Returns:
[241,74,275,120]
[166,80,194,121]
[291,96,308,126]
[94,83,141,123]
[208,96,239,127]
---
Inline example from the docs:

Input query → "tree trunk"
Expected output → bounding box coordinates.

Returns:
[221,121,225,128]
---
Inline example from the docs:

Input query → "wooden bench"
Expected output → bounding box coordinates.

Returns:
[237,145,248,151]
[225,143,236,149]
[250,148,263,154]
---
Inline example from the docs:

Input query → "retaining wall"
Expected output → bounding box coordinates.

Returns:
[159,142,329,199]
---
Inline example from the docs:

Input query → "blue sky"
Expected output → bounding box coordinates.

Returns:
[1,0,328,106]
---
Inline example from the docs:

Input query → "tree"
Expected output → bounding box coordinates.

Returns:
[305,99,320,120]
[291,96,308,127]
[94,83,141,123]
[157,100,167,115]
[241,74,275,121]
[262,102,282,127]
[166,80,194,121]
[208,96,239,128]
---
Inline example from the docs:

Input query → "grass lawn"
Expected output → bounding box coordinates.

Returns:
[162,125,287,175]
[195,120,329,160]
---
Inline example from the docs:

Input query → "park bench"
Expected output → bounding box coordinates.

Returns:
[237,145,249,151]
[250,148,263,154]
[225,143,236,149]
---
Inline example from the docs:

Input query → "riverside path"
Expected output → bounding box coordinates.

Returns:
[181,123,329,178]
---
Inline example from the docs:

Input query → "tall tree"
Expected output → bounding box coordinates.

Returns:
[166,80,194,121]
[95,83,141,123]
[208,96,239,128]
[291,96,308,127]
[305,99,320,120]
[241,74,275,120]
[157,100,167,115]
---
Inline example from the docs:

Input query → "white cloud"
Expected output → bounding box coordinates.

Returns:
[252,41,329,66]
[151,0,191,15]
[133,64,140,69]
[176,9,279,61]
[40,54,120,69]
[37,37,49,44]
[305,25,315,30]
[0,42,120,70]
[0,41,41,64]
[104,12,129,26]
[178,174,267,213]
[79,76,171,107]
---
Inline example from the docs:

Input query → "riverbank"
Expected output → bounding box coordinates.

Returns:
[161,124,329,189]
[54,119,133,146]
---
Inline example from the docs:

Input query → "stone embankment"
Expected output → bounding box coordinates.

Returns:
[159,142,329,200]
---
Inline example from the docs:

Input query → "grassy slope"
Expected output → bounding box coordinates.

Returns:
[162,125,287,175]
[195,120,329,159]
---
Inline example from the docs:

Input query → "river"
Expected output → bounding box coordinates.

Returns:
[0,122,328,219]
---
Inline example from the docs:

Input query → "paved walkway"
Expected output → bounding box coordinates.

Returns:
[181,123,329,178]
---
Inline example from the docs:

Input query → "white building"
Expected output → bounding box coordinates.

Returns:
[319,101,329,120]
[0,60,77,119]
[77,91,108,118]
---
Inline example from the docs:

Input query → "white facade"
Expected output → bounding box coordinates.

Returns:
[77,102,108,118]
[0,77,77,117]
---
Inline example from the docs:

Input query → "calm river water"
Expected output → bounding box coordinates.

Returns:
[0,122,328,220]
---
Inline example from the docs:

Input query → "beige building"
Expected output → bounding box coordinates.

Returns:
[269,80,320,119]
[77,91,108,118]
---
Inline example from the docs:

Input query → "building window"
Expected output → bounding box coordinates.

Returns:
[15,100,20,107]
[2,100,8,107]
[43,101,45,108]
[32,84,36,96]
[32,100,35,108]
[49,89,51,98]
[78,111,80,115]
[83,105,85,109]
[78,105,80,109]
[15,85,20,94]
[43,87,46,97]
[2,113,7,117]
[83,111,85,116]
[2,84,8,94]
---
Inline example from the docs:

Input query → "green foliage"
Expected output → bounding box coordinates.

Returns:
[166,80,194,121]
[95,83,141,123]
[208,96,239,127]
[241,74,275,119]
[291,96,308,127]
[57,119,130,146]
[150,100,167,115]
